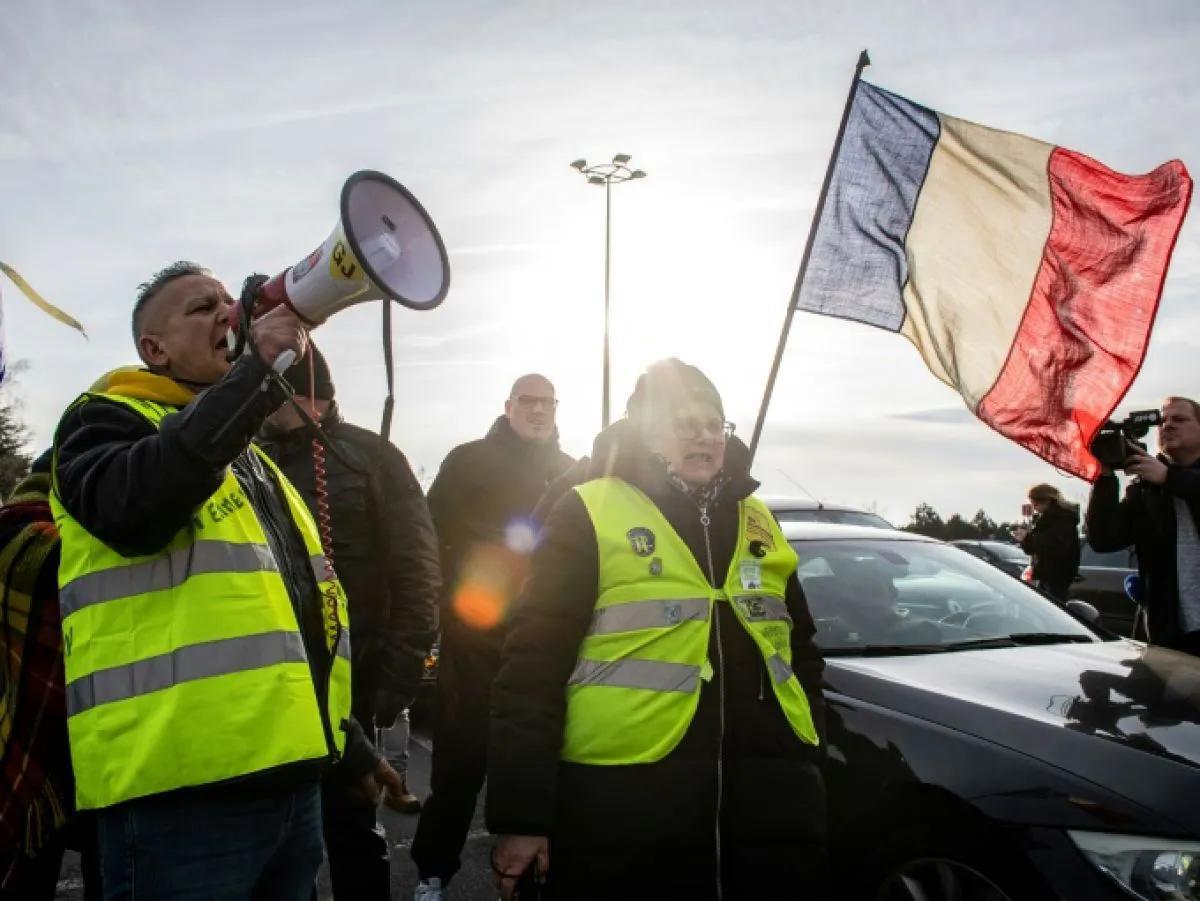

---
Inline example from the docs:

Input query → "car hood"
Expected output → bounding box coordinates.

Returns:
[826,640,1200,830]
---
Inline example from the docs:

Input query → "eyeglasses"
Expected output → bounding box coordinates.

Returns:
[672,417,734,441]
[511,395,558,411]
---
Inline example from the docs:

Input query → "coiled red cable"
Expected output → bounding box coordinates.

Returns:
[308,357,342,653]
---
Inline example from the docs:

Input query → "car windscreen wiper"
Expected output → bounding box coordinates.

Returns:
[823,632,1095,657]
[942,632,1095,650]
[823,643,952,657]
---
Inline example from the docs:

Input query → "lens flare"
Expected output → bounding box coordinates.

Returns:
[505,518,540,555]
[450,541,534,630]
[453,582,505,630]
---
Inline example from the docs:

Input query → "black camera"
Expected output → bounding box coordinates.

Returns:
[1090,409,1163,469]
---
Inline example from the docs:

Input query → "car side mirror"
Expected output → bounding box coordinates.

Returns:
[1065,599,1101,626]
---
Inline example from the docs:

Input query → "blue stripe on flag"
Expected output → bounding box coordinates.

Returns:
[795,81,940,332]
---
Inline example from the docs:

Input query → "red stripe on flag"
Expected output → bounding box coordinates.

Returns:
[977,149,1192,481]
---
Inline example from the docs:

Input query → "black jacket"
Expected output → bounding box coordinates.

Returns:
[52,357,378,785]
[1087,458,1200,648]
[1019,502,1081,595]
[486,421,827,890]
[428,415,573,629]
[258,403,440,721]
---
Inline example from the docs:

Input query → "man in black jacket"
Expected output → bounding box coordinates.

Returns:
[1087,396,1200,653]
[53,262,390,900]
[410,374,573,900]
[259,345,440,900]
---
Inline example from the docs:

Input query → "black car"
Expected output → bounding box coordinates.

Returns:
[1070,540,1140,637]
[949,538,1030,579]
[787,522,1200,900]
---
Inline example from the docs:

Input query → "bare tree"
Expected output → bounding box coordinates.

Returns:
[0,363,33,498]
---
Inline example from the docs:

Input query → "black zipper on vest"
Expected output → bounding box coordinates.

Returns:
[236,454,338,761]
[698,501,724,901]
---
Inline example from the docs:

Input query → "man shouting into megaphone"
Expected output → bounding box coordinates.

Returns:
[50,262,385,901]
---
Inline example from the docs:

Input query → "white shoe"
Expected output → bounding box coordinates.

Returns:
[414,877,444,901]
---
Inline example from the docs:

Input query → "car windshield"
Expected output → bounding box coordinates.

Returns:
[774,509,893,529]
[792,538,1096,654]
[980,542,1028,562]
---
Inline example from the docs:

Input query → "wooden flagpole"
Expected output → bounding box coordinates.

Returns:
[747,49,871,463]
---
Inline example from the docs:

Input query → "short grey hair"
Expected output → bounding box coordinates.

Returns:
[132,261,210,351]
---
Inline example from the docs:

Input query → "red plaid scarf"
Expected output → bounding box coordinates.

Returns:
[0,469,71,890]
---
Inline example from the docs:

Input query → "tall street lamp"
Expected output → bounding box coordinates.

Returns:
[570,154,647,428]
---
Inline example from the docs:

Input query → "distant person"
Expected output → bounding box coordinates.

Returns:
[411,375,573,901]
[487,359,828,900]
[259,344,440,901]
[1014,483,1081,602]
[1087,396,1200,653]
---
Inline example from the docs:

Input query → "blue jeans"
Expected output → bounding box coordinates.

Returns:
[96,781,324,901]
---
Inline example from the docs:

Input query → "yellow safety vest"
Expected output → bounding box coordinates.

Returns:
[563,477,818,765]
[50,392,352,810]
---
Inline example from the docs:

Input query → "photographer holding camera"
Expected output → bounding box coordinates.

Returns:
[1086,397,1200,654]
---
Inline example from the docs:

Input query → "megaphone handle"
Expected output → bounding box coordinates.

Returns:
[272,349,297,375]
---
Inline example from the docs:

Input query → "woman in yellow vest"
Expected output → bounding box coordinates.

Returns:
[488,359,829,900]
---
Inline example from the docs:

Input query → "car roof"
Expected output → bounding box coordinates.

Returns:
[779,521,936,543]
[761,496,880,515]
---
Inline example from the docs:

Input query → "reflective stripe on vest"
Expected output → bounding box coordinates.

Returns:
[68,630,308,716]
[766,653,794,684]
[569,658,701,693]
[51,390,352,810]
[60,541,278,618]
[62,542,333,620]
[563,477,818,765]
[587,597,710,635]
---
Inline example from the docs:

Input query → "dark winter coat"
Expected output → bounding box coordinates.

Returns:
[52,358,379,785]
[427,415,573,630]
[486,420,828,898]
[258,402,440,722]
[1087,458,1200,649]
[1019,502,1081,600]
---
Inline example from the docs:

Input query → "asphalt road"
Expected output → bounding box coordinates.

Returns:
[55,722,498,900]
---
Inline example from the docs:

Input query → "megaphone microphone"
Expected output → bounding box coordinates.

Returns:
[214,168,450,453]
[228,169,450,366]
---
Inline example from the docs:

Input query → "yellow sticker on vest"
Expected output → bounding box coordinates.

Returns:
[745,512,776,552]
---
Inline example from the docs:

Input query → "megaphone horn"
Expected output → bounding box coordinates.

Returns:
[250,170,450,330]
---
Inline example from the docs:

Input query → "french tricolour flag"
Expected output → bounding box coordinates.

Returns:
[796,80,1192,481]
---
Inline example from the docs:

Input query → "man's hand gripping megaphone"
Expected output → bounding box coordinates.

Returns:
[228,272,307,375]
[249,305,308,374]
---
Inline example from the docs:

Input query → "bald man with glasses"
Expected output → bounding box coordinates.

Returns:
[411,375,574,901]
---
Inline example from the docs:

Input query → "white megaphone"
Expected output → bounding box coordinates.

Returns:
[232,170,449,369]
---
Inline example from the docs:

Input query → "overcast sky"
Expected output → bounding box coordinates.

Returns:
[1,0,1197,525]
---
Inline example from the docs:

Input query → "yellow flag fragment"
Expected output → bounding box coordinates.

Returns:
[0,262,88,338]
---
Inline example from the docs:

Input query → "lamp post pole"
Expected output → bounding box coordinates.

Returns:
[571,154,647,428]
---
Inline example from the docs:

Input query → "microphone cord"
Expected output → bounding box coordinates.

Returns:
[307,354,344,659]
